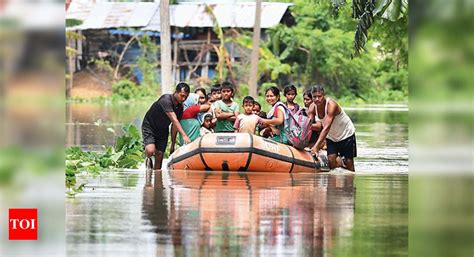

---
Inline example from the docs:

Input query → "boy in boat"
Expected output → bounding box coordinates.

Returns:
[213,82,239,133]
[142,82,191,170]
[234,96,261,134]
[210,84,222,101]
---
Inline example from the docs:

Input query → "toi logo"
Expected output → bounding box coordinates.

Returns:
[9,208,38,240]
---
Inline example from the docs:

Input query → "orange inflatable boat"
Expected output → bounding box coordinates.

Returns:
[168,133,329,173]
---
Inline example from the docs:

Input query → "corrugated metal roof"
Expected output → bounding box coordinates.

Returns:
[66,1,159,30]
[66,2,291,31]
[144,2,292,31]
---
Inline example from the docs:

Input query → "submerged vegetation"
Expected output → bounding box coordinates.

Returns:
[66,124,143,196]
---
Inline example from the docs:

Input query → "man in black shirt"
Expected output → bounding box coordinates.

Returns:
[142,82,191,170]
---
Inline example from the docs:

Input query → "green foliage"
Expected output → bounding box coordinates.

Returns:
[66,18,83,28]
[330,0,408,55]
[263,0,407,103]
[89,58,114,75]
[136,35,160,88]
[65,123,144,196]
[112,79,157,101]
[234,34,291,81]
[238,84,250,97]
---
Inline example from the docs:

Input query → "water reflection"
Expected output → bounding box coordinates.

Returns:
[143,170,355,256]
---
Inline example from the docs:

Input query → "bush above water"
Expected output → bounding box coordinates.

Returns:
[112,79,157,101]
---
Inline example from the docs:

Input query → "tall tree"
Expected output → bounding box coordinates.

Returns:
[248,0,262,98]
[160,0,172,94]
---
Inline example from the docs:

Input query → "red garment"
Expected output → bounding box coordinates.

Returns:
[182,105,201,119]
[273,107,281,118]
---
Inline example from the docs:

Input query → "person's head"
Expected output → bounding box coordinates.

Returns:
[283,84,297,103]
[206,93,215,105]
[242,96,255,115]
[174,82,190,104]
[253,101,262,115]
[311,85,326,106]
[220,81,234,101]
[303,89,313,108]
[194,88,207,105]
[265,86,281,106]
[202,113,213,129]
[210,84,222,100]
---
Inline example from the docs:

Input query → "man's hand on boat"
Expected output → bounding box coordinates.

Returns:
[182,135,191,144]
[311,143,322,156]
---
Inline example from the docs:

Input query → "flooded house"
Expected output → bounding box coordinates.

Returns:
[66,1,293,88]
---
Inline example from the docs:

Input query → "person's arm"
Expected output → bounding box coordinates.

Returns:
[260,107,284,126]
[233,116,240,132]
[215,109,235,120]
[308,103,316,123]
[226,115,237,123]
[165,111,190,144]
[170,123,177,154]
[312,101,339,154]
[199,104,210,113]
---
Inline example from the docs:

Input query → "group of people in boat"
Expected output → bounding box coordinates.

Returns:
[142,82,356,171]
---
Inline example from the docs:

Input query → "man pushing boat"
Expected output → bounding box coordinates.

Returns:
[142,82,191,170]
[309,85,357,171]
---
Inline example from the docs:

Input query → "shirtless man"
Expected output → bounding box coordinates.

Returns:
[309,85,357,171]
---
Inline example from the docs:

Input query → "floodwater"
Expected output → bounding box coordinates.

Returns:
[66,103,408,257]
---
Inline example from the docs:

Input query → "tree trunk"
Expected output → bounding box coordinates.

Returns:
[67,53,73,98]
[160,0,172,94]
[248,0,262,98]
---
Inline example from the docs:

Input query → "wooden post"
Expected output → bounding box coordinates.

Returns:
[172,28,178,85]
[202,28,211,79]
[160,0,172,94]
[248,0,262,98]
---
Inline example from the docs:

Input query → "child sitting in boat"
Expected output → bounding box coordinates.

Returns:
[252,101,267,118]
[206,92,218,128]
[213,82,239,133]
[283,84,300,115]
[200,113,214,136]
[234,96,261,134]
[210,83,222,101]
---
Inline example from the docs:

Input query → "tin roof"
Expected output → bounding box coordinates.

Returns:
[66,2,292,31]
[66,1,159,30]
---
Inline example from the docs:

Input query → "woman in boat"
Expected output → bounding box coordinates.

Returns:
[259,86,290,145]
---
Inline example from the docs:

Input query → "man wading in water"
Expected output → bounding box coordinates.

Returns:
[309,85,357,171]
[142,82,191,170]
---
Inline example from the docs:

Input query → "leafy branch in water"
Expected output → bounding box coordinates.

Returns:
[66,124,143,196]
